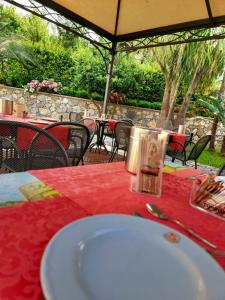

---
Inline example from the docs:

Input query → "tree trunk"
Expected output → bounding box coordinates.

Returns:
[208,116,218,151]
[157,79,171,128]
[221,135,225,156]
[219,72,225,100]
[165,79,180,129]
[176,67,201,126]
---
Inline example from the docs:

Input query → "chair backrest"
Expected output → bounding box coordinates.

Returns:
[69,112,82,122]
[217,163,225,176]
[0,120,69,172]
[120,119,134,126]
[184,132,194,147]
[44,121,90,166]
[187,135,211,161]
[114,121,132,150]
[0,136,25,172]
[79,118,96,142]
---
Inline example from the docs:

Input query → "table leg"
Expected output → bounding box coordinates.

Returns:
[89,121,108,152]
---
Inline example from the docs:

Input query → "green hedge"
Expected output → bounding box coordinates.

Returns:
[0,42,165,106]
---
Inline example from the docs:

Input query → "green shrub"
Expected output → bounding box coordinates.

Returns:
[125,99,161,110]
[148,102,162,110]
[75,89,88,99]
[91,92,103,100]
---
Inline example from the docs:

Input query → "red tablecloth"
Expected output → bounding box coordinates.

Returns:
[107,119,117,131]
[17,125,69,150]
[169,133,186,151]
[0,115,69,150]
[0,162,224,299]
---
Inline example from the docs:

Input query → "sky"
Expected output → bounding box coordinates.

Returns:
[1,0,30,15]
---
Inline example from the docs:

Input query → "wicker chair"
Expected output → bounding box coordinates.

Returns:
[167,135,211,169]
[109,121,132,162]
[217,163,225,176]
[0,120,68,173]
[44,121,90,166]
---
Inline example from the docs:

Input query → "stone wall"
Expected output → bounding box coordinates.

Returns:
[0,84,224,145]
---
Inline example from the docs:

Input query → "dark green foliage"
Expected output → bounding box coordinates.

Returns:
[126,99,162,110]
[75,89,89,99]
[91,92,103,100]
[112,54,165,102]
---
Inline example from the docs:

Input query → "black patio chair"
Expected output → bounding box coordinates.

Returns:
[217,163,225,176]
[103,121,116,152]
[0,120,69,173]
[109,121,132,162]
[120,119,134,126]
[0,123,17,166]
[166,135,211,169]
[69,112,83,122]
[44,121,90,166]
[79,118,97,145]
[103,119,134,153]
[0,136,25,172]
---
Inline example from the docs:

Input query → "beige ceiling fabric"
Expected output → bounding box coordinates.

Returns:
[54,0,117,34]
[50,0,225,40]
[117,0,208,35]
[210,0,225,17]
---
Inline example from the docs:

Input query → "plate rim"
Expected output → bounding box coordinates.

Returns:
[40,213,225,300]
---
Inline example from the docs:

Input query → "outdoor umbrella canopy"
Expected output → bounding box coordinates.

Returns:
[37,0,225,41]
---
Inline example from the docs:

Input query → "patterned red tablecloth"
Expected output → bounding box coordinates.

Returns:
[0,162,224,299]
[169,133,186,151]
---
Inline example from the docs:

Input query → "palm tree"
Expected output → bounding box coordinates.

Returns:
[142,29,225,129]
[208,72,225,151]
[0,7,36,71]
[176,37,225,125]
[0,35,35,70]
[197,96,225,156]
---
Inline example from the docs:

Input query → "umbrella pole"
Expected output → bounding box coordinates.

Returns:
[102,42,117,115]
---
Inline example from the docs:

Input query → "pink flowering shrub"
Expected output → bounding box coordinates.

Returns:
[24,79,62,94]
[109,92,127,104]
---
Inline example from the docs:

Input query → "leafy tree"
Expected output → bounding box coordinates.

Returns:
[0,4,20,35]
[18,15,49,44]
[0,6,36,77]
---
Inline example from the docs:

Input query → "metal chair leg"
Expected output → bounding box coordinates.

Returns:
[195,160,197,169]
[109,147,117,162]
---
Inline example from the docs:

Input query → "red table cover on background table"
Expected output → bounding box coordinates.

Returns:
[107,119,117,131]
[0,162,224,300]
[0,115,69,150]
[169,133,186,151]
[17,125,70,150]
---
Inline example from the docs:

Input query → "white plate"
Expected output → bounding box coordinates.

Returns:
[41,214,225,300]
